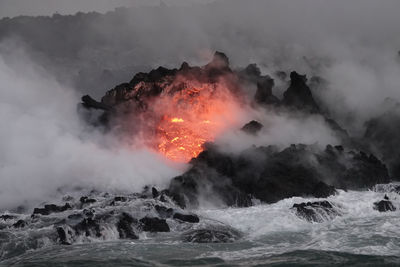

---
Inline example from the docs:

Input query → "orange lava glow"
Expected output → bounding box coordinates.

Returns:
[155,80,240,162]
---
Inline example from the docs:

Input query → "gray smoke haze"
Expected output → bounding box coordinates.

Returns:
[0,44,183,210]
[1,0,400,209]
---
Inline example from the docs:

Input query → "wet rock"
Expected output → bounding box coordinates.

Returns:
[373,195,396,212]
[13,219,27,228]
[139,217,170,232]
[117,213,138,239]
[241,120,263,135]
[292,201,340,223]
[173,213,199,223]
[33,203,72,216]
[182,226,241,243]
[154,205,174,218]
[0,215,16,221]
[74,218,101,237]
[56,227,71,245]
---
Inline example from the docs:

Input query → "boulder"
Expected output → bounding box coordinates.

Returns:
[373,195,396,212]
[241,120,263,135]
[292,201,340,223]
[117,213,138,239]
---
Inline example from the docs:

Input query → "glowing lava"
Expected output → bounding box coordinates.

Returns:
[155,80,240,162]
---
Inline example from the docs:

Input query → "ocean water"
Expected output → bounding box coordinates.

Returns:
[1,188,400,266]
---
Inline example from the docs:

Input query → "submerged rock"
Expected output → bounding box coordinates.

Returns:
[182,226,241,243]
[292,201,340,223]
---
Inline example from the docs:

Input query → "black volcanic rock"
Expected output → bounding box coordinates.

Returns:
[373,195,396,212]
[282,71,320,113]
[292,201,340,223]
[56,227,71,245]
[169,143,389,207]
[74,218,102,237]
[81,95,112,111]
[33,203,72,216]
[139,217,170,232]
[241,120,263,135]
[254,76,280,105]
[13,219,27,228]
[117,213,138,239]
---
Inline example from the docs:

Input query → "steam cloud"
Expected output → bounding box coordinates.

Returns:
[0,46,182,210]
[1,0,400,210]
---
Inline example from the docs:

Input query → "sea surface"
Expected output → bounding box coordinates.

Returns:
[1,188,400,266]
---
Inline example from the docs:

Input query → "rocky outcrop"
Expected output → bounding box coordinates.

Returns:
[373,195,396,212]
[117,213,138,239]
[282,71,320,113]
[168,144,389,208]
[292,201,340,223]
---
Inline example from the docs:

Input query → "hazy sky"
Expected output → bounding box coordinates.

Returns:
[0,0,213,18]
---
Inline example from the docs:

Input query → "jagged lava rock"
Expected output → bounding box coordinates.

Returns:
[282,71,320,113]
[241,120,263,135]
[373,195,396,212]
[292,201,340,223]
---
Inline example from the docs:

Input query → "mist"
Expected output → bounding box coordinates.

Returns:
[0,45,183,211]
[1,0,400,210]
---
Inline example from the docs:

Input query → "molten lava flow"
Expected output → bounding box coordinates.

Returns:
[155,80,240,162]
